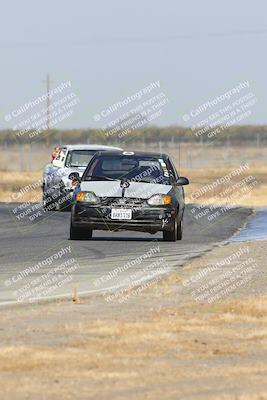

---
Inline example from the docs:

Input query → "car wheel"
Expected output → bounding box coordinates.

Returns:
[70,222,93,240]
[163,217,178,242]
[56,197,70,212]
[177,218,183,240]
[42,193,56,212]
[57,183,71,211]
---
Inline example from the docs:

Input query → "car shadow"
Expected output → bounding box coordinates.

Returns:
[91,236,162,242]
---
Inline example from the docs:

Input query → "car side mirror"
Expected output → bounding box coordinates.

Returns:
[176,176,189,186]
[68,172,81,182]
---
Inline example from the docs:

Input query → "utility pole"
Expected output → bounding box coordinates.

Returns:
[43,74,53,145]
[43,74,53,130]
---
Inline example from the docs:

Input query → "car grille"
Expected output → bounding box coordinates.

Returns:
[100,197,145,208]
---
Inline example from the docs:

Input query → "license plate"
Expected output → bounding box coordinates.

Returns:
[111,208,132,220]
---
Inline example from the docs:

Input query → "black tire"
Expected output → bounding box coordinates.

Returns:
[57,197,71,212]
[163,217,178,242]
[42,193,56,212]
[177,219,183,240]
[57,183,71,212]
[70,222,92,240]
[62,203,72,212]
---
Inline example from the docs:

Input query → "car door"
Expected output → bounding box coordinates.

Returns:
[49,148,67,190]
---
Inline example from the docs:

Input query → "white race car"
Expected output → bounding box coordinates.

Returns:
[42,144,122,211]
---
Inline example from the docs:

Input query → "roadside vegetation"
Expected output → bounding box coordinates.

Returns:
[1,125,267,145]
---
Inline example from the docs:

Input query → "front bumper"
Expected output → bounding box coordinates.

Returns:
[72,203,176,233]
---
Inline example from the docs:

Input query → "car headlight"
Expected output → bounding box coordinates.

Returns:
[147,194,172,206]
[76,191,99,204]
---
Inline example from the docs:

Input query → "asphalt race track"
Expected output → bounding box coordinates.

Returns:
[0,203,251,305]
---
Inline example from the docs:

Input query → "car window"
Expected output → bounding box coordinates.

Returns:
[85,155,171,184]
[65,150,97,167]
[167,157,178,180]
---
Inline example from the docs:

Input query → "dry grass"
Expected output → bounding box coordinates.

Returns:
[1,165,266,206]
[1,144,267,206]
[222,297,267,319]
[1,296,267,399]
[183,165,267,207]
[0,171,41,202]
[0,235,266,399]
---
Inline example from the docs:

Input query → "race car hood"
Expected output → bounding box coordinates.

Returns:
[80,180,172,199]
[44,166,86,182]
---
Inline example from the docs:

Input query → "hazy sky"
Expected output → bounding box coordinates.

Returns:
[1,0,266,129]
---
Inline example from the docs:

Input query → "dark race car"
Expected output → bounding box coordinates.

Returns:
[70,151,189,241]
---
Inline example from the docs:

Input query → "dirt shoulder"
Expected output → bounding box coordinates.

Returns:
[1,233,267,399]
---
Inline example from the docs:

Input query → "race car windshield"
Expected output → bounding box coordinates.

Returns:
[65,150,97,167]
[84,155,171,184]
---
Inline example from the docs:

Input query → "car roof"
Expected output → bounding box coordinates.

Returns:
[60,144,123,151]
[92,150,169,158]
